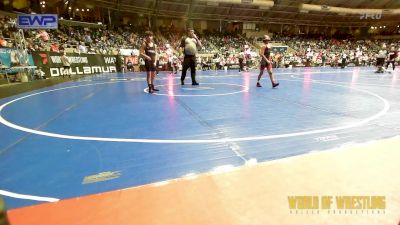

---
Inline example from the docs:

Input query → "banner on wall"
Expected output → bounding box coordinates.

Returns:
[124,55,139,66]
[119,49,139,56]
[271,46,288,53]
[31,52,117,77]
[17,14,58,29]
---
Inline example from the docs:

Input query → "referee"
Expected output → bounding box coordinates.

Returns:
[180,28,202,85]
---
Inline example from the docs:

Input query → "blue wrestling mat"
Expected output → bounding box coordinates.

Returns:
[1,67,399,209]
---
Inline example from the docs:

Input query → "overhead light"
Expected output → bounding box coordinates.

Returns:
[42,5,45,8]
[383,26,386,28]
[68,6,71,9]
[87,9,89,11]
[97,22,102,24]
[76,8,79,11]
[81,9,84,11]
[260,6,271,10]
[206,1,218,6]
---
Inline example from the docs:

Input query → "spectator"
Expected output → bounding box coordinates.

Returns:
[50,42,59,52]
[36,30,49,42]
[34,67,46,79]
[61,52,71,77]
[78,42,87,54]
[0,35,7,47]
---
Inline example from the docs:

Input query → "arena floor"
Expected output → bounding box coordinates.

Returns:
[1,67,400,224]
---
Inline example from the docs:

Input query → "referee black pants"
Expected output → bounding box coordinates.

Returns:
[181,55,197,83]
[386,60,395,70]
[239,59,244,71]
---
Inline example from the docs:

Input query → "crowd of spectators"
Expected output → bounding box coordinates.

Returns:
[25,24,150,55]
[1,15,399,72]
[198,31,256,54]
[0,16,17,48]
[1,15,151,55]
[268,34,399,68]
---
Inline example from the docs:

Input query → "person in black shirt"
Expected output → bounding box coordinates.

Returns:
[180,28,202,85]
[386,47,398,71]
[376,50,386,73]
[140,31,159,93]
[238,51,245,72]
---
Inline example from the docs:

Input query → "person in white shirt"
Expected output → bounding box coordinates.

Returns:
[165,44,173,71]
[61,51,71,77]
[78,42,87,54]
[171,54,179,74]
[34,67,46,79]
